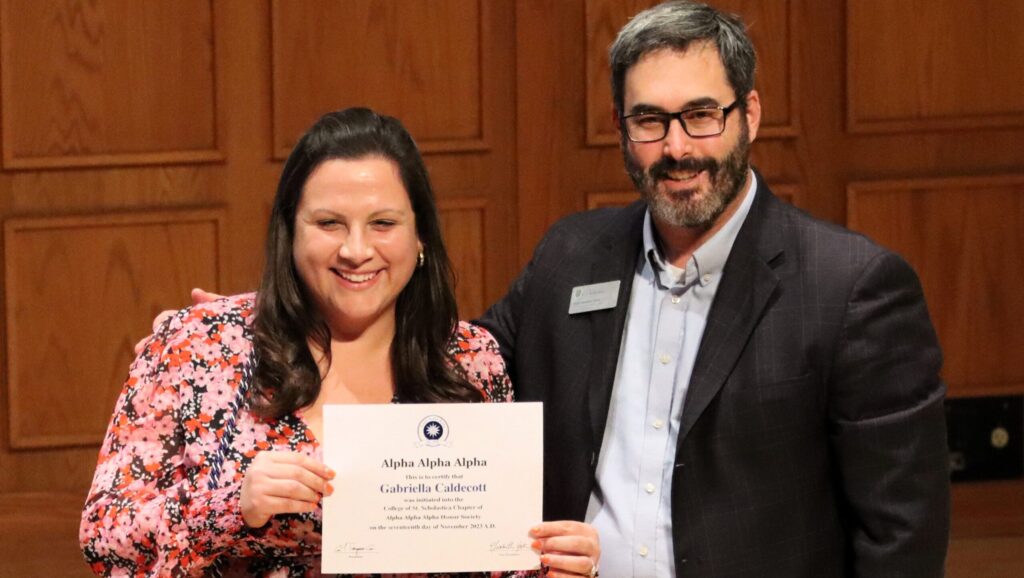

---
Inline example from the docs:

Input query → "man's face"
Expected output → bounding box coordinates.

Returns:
[619,45,761,230]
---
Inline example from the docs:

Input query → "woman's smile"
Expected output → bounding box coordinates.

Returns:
[333,268,381,286]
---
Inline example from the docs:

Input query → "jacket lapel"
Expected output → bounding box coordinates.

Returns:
[678,184,785,442]
[585,202,646,448]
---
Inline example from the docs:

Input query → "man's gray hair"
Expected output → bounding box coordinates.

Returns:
[609,0,757,115]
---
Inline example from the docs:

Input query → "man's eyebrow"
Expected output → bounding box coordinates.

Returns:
[681,97,722,109]
[626,97,724,116]
[626,102,668,115]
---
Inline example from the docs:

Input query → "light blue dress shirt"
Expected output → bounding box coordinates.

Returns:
[585,172,758,577]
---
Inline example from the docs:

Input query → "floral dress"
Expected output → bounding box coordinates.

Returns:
[80,293,535,578]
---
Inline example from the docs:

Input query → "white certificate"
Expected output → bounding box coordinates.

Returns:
[321,402,543,574]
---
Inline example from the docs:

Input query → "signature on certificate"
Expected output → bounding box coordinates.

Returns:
[336,542,378,558]
[489,540,530,556]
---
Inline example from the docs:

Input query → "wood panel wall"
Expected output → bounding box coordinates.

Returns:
[0,1,1021,576]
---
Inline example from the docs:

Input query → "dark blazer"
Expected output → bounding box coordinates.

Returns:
[478,178,950,577]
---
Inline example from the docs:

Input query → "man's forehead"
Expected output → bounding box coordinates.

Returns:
[627,43,725,80]
[623,43,731,108]
[635,41,718,64]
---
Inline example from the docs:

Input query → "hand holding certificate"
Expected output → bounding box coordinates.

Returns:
[322,402,543,574]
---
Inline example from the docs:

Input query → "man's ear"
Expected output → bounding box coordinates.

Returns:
[744,90,762,143]
[611,106,622,132]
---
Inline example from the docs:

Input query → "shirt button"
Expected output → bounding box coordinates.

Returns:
[659,354,671,364]
[638,545,649,557]
[645,483,656,494]
[702,274,712,284]
[652,419,664,429]
[671,295,681,304]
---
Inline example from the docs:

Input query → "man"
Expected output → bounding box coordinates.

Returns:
[154,2,949,576]
[477,1,949,577]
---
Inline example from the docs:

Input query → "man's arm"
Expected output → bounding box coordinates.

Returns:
[474,228,559,377]
[474,263,528,380]
[828,251,949,577]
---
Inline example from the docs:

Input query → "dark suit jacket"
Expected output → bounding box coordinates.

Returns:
[478,179,950,577]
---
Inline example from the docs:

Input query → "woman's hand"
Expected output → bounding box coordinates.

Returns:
[240,450,335,528]
[531,520,601,578]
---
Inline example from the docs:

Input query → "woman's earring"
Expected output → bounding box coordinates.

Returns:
[417,251,425,268]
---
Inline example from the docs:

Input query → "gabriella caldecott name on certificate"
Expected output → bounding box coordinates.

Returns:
[321,403,543,574]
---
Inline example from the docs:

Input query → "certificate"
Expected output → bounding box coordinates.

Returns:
[321,402,543,574]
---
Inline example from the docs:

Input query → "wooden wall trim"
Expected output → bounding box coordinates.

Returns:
[438,197,488,319]
[438,197,489,212]
[846,173,1024,229]
[269,0,491,159]
[586,191,635,210]
[0,492,92,577]
[951,480,1024,539]
[845,0,1024,134]
[0,0,222,170]
[845,174,1024,245]
[767,183,799,205]
[948,534,1024,578]
[750,0,800,140]
[4,208,225,449]
[845,113,1024,136]
[1,150,225,172]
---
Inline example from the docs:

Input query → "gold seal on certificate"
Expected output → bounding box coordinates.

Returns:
[321,402,543,574]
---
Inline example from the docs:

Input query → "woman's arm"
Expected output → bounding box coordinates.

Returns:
[80,306,262,576]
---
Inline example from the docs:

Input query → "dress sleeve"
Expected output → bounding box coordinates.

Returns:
[80,307,261,577]
[451,322,514,402]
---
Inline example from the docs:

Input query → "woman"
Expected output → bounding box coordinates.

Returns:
[80,108,599,577]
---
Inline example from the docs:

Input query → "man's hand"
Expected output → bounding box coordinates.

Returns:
[133,288,223,354]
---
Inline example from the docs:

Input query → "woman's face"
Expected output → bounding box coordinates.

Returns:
[292,156,422,338]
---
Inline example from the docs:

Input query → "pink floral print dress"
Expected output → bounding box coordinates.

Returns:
[80,293,535,578]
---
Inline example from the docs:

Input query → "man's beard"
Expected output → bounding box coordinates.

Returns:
[623,122,751,230]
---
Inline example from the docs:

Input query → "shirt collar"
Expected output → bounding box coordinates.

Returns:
[642,169,759,288]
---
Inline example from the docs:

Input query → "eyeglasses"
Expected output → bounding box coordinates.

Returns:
[621,100,741,143]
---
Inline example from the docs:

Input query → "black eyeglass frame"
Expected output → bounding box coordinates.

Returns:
[620,100,743,143]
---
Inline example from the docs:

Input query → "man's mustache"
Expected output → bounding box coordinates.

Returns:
[649,156,719,181]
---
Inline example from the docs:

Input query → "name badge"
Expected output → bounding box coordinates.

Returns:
[568,280,621,315]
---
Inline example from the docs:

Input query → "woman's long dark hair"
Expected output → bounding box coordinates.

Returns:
[250,107,482,418]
